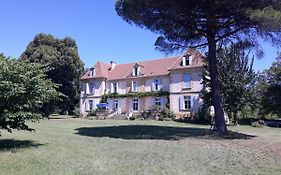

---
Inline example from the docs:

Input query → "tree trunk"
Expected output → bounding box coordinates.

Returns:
[207,36,228,133]
[233,112,238,125]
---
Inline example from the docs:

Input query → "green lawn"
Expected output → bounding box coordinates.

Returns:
[1,118,281,175]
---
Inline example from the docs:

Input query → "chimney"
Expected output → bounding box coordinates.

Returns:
[110,61,116,70]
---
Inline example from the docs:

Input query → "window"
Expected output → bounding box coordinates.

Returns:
[113,99,118,111]
[179,96,193,111]
[183,73,191,89]
[184,96,191,110]
[89,100,94,111]
[132,64,140,76]
[111,82,118,93]
[113,83,118,93]
[155,79,161,91]
[133,98,139,111]
[89,83,95,95]
[155,97,161,106]
[90,67,95,77]
[132,81,138,92]
[182,55,192,66]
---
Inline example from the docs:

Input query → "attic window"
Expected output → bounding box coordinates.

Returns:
[90,67,95,77]
[132,64,140,76]
[182,55,191,66]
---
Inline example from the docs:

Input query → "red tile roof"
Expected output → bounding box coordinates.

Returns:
[81,48,204,81]
[168,48,204,70]
[81,61,110,80]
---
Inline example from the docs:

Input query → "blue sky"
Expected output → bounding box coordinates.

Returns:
[0,0,278,71]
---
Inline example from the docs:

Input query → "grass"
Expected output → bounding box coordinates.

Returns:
[0,118,281,175]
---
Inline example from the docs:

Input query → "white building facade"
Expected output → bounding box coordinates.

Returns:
[80,49,204,118]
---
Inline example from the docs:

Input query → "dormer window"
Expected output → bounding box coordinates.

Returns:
[90,67,95,77]
[182,55,192,66]
[132,64,140,76]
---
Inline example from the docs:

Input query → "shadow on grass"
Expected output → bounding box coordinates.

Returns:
[75,125,256,140]
[0,139,44,151]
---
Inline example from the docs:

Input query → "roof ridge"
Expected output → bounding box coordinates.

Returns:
[111,56,180,67]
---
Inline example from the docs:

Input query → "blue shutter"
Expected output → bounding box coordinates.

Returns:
[184,73,191,88]
[135,82,138,92]
[160,97,165,106]
[179,96,183,111]
[138,98,141,112]
[190,96,194,110]
[129,98,133,112]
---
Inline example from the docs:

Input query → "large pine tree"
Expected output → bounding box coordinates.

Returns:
[115,0,281,133]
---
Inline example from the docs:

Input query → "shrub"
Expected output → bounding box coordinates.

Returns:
[191,107,210,124]
[251,120,266,127]
[142,105,175,121]
[73,106,80,117]
[87,110,97,117]
[128,116,136,120]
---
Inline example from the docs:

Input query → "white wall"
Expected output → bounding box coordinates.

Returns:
[170,68,203,93]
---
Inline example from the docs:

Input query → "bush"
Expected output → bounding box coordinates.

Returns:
[142,105,176,121]
[191,107,210,124]
[251,120,266,127]
[87,110,97,117]
[128,116,136,120]
[73,106,80,117]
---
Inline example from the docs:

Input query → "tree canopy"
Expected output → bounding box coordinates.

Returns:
[0,54,59,132]
[259,54,281,116]
[202,45,256,124]
[20,33,84,116]
[115,0,281,133]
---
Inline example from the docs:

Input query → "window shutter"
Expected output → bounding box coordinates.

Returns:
[131,81,134,92]
[184,73,191,88]
[159,81,163,91]
[138,98,140,112]
[182,57,186,66]
[189,55,193,65]
[179,96,183,110]
[110,83,113,93]
[132,68,135,76]
[85,100,89,111]
[152,81,156,91]
[137,67,140,76]
[116,82,119,93]
[160,97,165,106]
[129,98,133,112]
[191,96,196,110]
[92,84,95,95]
[86,83,90,94]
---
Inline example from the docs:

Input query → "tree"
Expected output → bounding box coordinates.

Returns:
[202,44,256,124]
[20,33,84,115]
[115,0,281,133]
[0,54,59,132]
[259,54,281,117]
